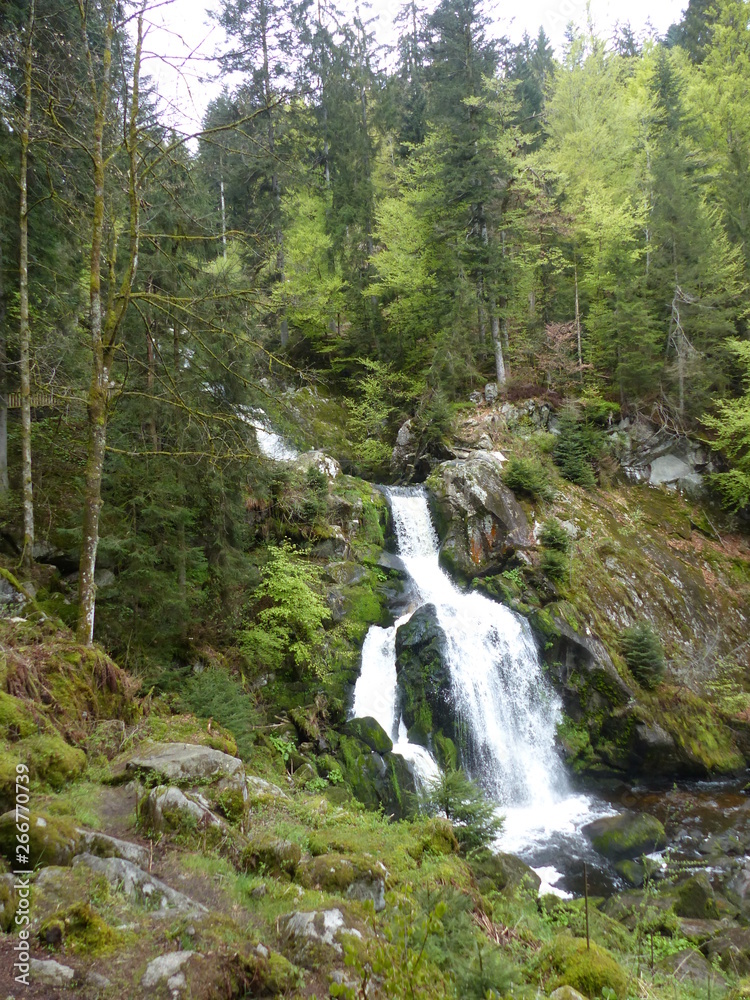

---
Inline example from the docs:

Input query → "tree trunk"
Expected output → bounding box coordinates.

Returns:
[574,261,582,369]
[491,311,506,387]
[77,1,142,644]
[19,0,35,566]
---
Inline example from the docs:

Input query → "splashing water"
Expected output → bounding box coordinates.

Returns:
[353,486,610,866]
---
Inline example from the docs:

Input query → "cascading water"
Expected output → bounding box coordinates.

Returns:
[353,486,612,893]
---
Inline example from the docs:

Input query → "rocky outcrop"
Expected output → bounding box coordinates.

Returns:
[72,853,206,915]
[125,742,245,788]
[614,416,717,493]
[395,605,455,754]
[427,453,532,578]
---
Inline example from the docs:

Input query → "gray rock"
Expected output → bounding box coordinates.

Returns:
[428,453,533,578]
[703,927,750,976]
[0,577,23,606]
[76,828,149,869]
[484,382,499,404]
[30,957,75,987]
[295,450,341,479]
[246,776,289,802]
[95,568,116,588]
[125,742,245,787]
[391,419,417,476]
[659,948,726,988]
[141,951,196,988]
[347,875,386,912]
[550,988,588,1000]
[469,391,483,405]
[73,853,206,914]
[650,454,693,486]
[583,811,667,861]
[86,970,112,989]
[281,908,361,960]
[145,785,225,834]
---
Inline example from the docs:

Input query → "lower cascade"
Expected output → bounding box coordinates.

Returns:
[353,486,608,889]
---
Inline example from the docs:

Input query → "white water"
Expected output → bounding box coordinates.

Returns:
[352,486,607,864]
[238,406,298,461]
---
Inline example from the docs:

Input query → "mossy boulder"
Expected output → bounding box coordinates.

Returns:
[144,785,227,844]
[583,811,666,861]
[674,872,720,920]
[704,928,750,976]
[25,734,86,789]
[240,834,301,877]
[296,854,386,910]
[0,873,17,931]
[335,736,416,820]
[539,936,629,999]
[39,902,117,955]
[469,851,541,896]
[125,741,245,788]
[0,810,80,868]
[343,717,393,753]
[427,454,533,578]
[658,949,725,990]
[395,605,453,747]
[0,691,38,738]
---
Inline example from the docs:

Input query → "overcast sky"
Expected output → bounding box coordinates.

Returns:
[139,0,688,135]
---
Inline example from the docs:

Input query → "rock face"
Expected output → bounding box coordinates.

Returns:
[616,416,716,493]
[427,453,532,578]
[395,605,454,752]
[73,853,206,914]
[343,717,393,754]
[76,828,150,869]
[583,812,667,861]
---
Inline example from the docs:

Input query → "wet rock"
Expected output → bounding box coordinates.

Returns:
[583,811,666,861]
[343,717,393,754]
[30,957,75,987]
[613,859,645,887]
[141,951,197,989]
[395,605,453,747]
[72,853,206,914]
[428,453,532,578]
[125,742,245,788]
[391,419,416,477]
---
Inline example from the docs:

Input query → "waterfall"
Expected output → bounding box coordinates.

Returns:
[353,485,606,867]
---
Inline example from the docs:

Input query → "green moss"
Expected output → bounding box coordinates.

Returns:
[0,692,38,739]
[25,734,86,789]
[556,716,596,773]
[432,732,458,771]
[240,834,301,877]
[39,902,118,955]
[539,936,629,999]
[0,810,79,868]
[659,686,744,774]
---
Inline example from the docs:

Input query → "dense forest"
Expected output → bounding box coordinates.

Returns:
[1,0,749,658]
[1,2,750,998]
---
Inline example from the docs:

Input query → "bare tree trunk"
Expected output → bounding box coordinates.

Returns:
[18,0,35,566]
[220,178,227,260]
[0,242,8,494]
[491,310,506,387]
[77,1,143,645]
[146,326,159,452]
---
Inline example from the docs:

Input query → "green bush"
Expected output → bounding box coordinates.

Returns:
[539,936,629,999]
[179,668,261,761]
[552,408,601,488]
[419,769,502,853]
[540,548,568,582]
[502,457,554,501]
[620,622,666,690]
[539,519,570,553]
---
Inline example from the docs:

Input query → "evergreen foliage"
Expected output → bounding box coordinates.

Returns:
[552,409,600,488]
[420,769,503,853]
[620,623,667,690]
[502,457,554,500]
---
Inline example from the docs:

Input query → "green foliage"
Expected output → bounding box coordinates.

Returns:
[419,769,502,854]
[620,622,666,690]
[704,340,750,511]
[540,548,569,582]
[553,408,600,488]
[538,936,629,999]
[502,456,554,500]
[179,668,261,761]
[539,519,571,552]
[240,543,330,677]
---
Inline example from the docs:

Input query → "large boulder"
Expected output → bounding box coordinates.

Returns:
[583,811,667,862]
[427,454,533,579]
[0,810,80,868]
[280,908,362,967]
[395,605,454,748]
[343,717,393,754]
[144,785,227,841]
[296,854,386,911]
[125,742,245,788]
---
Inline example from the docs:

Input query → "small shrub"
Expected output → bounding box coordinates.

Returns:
[502,457,554,500]
[539,936,629,999]
[541,549,568,582]
[621,623,666,690]
[419,769,502,853]
[539,519,570,553]
[552,407,601,488]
